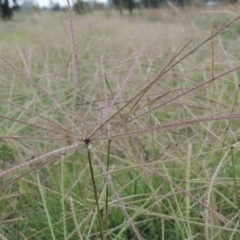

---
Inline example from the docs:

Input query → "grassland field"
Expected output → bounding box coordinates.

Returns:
[1,4,240,239]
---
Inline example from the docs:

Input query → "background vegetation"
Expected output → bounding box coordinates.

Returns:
[1,3,240,240]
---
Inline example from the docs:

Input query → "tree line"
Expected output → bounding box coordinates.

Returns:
[73,0,239,16]
[0,0,19,19]
[0,0,239,20]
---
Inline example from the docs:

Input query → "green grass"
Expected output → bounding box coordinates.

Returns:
[1,5,240,239]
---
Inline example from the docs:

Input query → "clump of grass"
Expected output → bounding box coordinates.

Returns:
[1,5,240,239]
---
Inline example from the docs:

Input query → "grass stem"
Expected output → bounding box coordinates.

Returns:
[37,174,56,240]
[60,157,67,239]
[211,20,218,113]
[104,139,111,239]
[86,142,104,240]
[230,147,240,235]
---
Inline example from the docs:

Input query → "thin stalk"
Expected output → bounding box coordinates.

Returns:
[69,197,83,239]
[185,143,192,237]
[60,157,67,240]
[230,147,240,233]
[231,85,240,113]
[37,174,56,240]
[0,233,8,240]
[147,97,156,156]
[104,139,111,238]
[21,234,27,240]
[168,0,200,37]
[86,143,104,240]
[211,20,218,113]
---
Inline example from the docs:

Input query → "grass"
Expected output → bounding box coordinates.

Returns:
[1,4,240,239]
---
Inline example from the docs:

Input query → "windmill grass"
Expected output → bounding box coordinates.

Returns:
[1,4,240,239]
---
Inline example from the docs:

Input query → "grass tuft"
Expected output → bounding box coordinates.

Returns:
[1,5,240,239]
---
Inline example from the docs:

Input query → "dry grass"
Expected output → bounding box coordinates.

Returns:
[1,5,240,239]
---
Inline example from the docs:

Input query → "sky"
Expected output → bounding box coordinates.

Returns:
[19,0,72,8]
[33,0,108,8]
[39,0,68,7]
